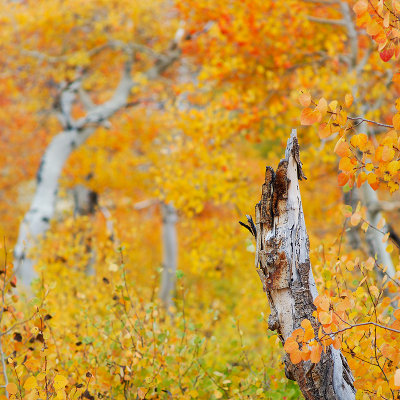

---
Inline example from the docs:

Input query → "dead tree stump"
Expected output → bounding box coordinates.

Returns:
[250,130,355,399]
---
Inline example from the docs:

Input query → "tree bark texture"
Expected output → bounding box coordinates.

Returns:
[159,202,178,309]
[253,130,355,399]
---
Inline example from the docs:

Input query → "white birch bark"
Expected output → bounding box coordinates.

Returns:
[159,202,178,309]
[253,130,355,399]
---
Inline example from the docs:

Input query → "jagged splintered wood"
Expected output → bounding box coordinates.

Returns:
[253,130,355,400]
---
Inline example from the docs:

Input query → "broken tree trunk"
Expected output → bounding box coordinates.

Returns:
[252,130,355,399]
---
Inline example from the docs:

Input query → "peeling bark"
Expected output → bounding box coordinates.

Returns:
[252,130,355,399]
[159,202,178,309]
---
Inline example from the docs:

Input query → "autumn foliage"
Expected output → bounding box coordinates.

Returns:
[0,0,400,399]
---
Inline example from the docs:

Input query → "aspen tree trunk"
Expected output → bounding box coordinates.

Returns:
[159,202,178,309]
[14,128,95,286]
[253,130,355,399]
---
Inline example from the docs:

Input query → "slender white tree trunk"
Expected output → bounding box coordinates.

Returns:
[14,129,93,286]
[362,183,395,277]
[159,202,178,309]
[252,130,355,399]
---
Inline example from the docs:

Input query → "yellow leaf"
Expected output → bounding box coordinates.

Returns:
[345,93,353,107]
[53,375,67,390]
[339,157,353,172]
[24,376,38,391]
[361,222,368,232]
[350,133,368,151]
[382,232,390,243]
[214,390,223,399]
[382,145,395,162]
[365,163,374,171]
[393,114,400,131]
[329,100,338,111]
[387,160,400,175]
[37,372,46,381]
[350,212,361,226]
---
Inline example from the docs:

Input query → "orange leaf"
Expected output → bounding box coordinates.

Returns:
[350,212,361,226]
[6,383,18,395]
[334,140,351,157]
[333,336,341,350]
[290,349,303,364]
[366,19,382,36]
[314,295,330,311]
[299,92,311,107]
[318,311,332,325]
[318,123,332,139]
[310,344,322,363]
[353,0,368,14]
[339,156,353,172]
[300,108,322,125]
[301,319,312,330]
[350,133,368,151]
[301,347,311,361]
[284,337,299,353]
[338,172,349,186]
[367,173,379,190]
[316,98,328,113]
[382,145,395,162]
[303,328,315,342]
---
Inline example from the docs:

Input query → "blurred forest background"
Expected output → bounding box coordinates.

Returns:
[1,0,400,399]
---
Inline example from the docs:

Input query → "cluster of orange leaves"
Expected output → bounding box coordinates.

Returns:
[284,295,342,365]
[299,92,400,193]
[285,292,400,389]
[353,0,400,62]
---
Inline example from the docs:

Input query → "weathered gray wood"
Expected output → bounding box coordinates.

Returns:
[253,130,355,399]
